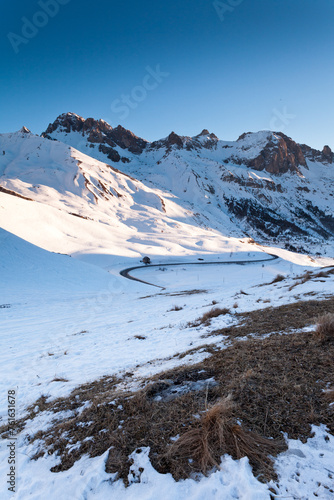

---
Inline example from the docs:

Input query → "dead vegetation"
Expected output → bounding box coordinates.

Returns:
[168,305,183,312]
[323,388,334,404]
[208,296,334,339]
[187,307,230,327]
[167,397,284,476]
[315,313,334,343]
[288,267,334,291]
[255,266,334,291]
[140,289,208,300]
[2,297,334,486]
[270,274,285,284]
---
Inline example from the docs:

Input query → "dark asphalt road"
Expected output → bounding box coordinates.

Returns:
[119,254,279,289]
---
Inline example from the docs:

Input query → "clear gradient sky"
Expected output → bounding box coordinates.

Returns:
[1,0,334,149]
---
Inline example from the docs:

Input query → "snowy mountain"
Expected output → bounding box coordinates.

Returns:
[41,113,334,255]
[0,113,333,265]
[0,126,254,266]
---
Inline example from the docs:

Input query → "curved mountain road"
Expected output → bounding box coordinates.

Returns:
[119,254,279,289]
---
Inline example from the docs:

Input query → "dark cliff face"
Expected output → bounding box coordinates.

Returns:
[149,130,219,152]
[149,131,185,151]
[110,125,147,154]
[42,113,148,158]
[300,143,333,165]
[245,133,307,174]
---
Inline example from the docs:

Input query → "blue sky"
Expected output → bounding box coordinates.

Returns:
[1,0,334,149]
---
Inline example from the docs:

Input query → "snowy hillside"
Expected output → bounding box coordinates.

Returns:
[0,127,270,267]
[41,113,334,257]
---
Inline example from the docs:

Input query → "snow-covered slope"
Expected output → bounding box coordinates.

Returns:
[0,128,259,267]
[41,113,334,257]
[1,114,334,268]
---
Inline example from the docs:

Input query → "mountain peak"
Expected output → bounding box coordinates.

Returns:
[167,131,183,145]
[198,129,210,136]
[19,126,31,134]
[42,113,147,158]
[43,113,113,136]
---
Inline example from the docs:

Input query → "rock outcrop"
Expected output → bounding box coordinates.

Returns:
[300,143,333,165]
[42,113,147,160]
[245,132,307,174]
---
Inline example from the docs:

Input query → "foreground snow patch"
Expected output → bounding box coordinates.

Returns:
[272,425,334,499]
[0,446,269,500]
[1,413,334,500]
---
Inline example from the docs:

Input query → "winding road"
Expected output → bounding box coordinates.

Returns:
[119,254,279,289]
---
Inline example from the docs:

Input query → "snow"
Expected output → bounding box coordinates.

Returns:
[2,423,334,499]
[1,128,334,498]
[272,425,334,499]
[0,445,271,500]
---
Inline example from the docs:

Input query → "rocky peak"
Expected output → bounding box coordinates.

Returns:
[300,143,333,165]
[42,112,112,137]
[245,132,307,174]
[198,129,210,136]
[42,113,147,157]
[19,126,31,134]
[322,145,333,164]
[197,129,218,142]
[166,132,183,147]
[150,129,219,152]
[110,125,147,154]
[149,131,184,150]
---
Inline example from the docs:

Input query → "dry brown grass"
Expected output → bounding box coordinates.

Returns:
[167,397,283,476]
[271,274,285,284]
[188,307,230,327]
[315,313,334,343]
[209,297,334,339]
[287,267,334,291]
[323,388,334,404]
[258,266,334,290]
[140,289,208,300]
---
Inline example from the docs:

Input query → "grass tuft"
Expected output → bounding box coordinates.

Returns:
[315,313,334,343]
[168,305,183,312]
[167,396,284,476]
[188,307,230,327]
[271,274,285,284]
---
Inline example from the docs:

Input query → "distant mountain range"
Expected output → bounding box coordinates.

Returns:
[0,112,333,260]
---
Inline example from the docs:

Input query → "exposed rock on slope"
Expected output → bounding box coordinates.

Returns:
[244,132,307,174]
[300,143,333,165]
[42,112,147,162]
